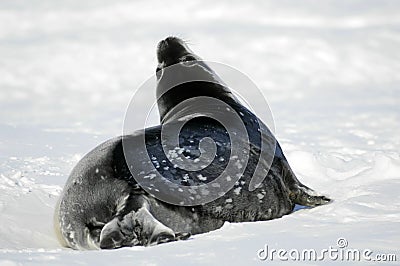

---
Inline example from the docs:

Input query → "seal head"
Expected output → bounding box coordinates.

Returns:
[155,37,237,123]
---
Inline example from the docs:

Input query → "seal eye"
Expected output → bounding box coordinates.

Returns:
[181,55,197,62]
[156,67,163,79]
[181,55,198,67]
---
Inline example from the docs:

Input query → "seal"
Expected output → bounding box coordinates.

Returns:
[54,36,331,250]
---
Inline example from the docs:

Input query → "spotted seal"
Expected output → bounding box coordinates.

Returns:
[54,36,330,250]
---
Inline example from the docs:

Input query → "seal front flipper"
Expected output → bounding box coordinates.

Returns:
[134,207,191,246]
[175,232,191,241]
[99,214,140,249]
[156,232,192,244]
[99,205,191,249]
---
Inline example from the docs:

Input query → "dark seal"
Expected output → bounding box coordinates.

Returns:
[54,37,330,250]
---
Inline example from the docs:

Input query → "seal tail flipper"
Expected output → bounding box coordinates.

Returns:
[289,189,331,207]
[281,159,331,207]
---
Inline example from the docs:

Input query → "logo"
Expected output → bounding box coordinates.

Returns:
[122,60,275,206]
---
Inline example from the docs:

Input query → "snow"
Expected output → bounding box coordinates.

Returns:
[1,0,399,265]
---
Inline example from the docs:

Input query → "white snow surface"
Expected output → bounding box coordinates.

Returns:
[0,0,399,265]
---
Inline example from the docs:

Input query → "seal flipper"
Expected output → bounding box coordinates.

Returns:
[289,189,331,207]
[133,207,191,245]
[99,206,191,249]
[281,159,331,207]
[99,213,140,249]
[134,207,175,246]
[175,232,191,241]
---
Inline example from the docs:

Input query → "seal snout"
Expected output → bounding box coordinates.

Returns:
[157,36,194,66]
